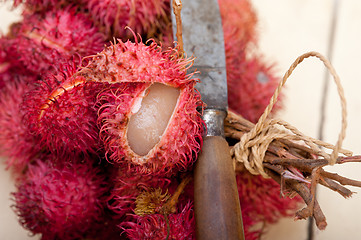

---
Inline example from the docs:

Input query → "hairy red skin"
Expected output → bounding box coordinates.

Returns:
[81,40,204,176]
[12,0,84,13]
[86,0,170,39]
[8,8,106,75]
[219,0,258,48]
[0,77,41,173]
[22,59,104,156]
[12,157,109,240]
[122,202,195,240]
[0,36,32,85]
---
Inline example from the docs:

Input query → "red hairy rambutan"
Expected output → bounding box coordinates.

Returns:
[0,36,32,85]
[12,0,84,13]
[219,0,258,49]
[22,58,103,156]
[123,202,195,240]
[0,76,40,173]
[8,8,106,75]
[80,39,204,176]
[108,167,173,218]
[12,156,108,240]
[227,56,281,123]
[86,0,170,39]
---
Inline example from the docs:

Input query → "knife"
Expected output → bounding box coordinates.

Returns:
[171,0,245,239]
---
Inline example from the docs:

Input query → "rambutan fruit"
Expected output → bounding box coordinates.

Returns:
[22,58,103,156]
[227,55,281,123]
[80,39,204,176]
[0,36,31,86]
[12,0,84,14]
[12,156,109,240]
[86,0,170,40]
[218,0,282,123]
[108,167,173,218]
[0,76,41,173]
[8,8,106,75]
[219,0,258,48]
[122,202,195,240]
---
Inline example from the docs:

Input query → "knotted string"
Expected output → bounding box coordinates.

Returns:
[231,51,352,178]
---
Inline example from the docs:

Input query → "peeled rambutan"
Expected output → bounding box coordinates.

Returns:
[122,202,195,240]
[8,8,106,75]
[80,39,204,176]
[12,156,108,240]
[86,0,170,40]
[22,58,103,156]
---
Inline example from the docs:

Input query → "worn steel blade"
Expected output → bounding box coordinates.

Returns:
[171,0,227,111]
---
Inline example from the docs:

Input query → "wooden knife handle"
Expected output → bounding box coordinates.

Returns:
[194,135,245,240]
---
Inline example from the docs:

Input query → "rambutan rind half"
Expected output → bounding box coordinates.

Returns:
[97,81,203,175]
[82,40,204,176]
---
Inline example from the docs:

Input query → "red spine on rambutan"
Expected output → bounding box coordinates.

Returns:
[9,8,106,75]
[81,39,204,176]
[12,156,108,240]
[86,0,170,39]
[22,58,104,156]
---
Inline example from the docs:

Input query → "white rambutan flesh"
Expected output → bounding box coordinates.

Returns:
[127,83,180,156]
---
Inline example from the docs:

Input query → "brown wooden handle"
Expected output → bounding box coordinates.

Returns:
[194,136,245,240]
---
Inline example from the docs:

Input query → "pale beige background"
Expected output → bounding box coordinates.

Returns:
[1,0,361,239]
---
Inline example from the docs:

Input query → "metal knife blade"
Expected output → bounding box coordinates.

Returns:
[171,0,228,112]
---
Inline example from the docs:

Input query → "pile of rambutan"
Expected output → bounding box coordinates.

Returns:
[0,0,301,239]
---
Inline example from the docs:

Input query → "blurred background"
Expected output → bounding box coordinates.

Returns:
[1,0,361,239]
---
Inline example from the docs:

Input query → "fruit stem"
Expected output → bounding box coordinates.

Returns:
[172,0,184,58]
[161,174,192,215]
